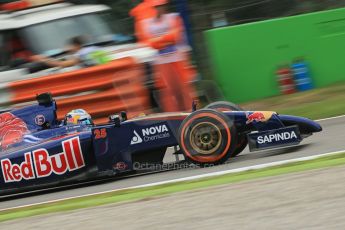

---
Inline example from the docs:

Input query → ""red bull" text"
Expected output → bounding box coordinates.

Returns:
[1,137,85,183]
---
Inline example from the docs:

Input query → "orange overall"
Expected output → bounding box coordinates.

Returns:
[129,0,157,43]
[138,13,196,112]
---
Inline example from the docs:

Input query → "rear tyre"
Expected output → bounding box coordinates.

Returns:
[178,109,237,166]
[205,101,243,112]
[206,101,248,157]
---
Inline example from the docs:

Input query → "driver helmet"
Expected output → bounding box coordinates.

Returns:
[64,109,93,126]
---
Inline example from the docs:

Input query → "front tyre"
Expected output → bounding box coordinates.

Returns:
[178,109,237,166]
[206,101,248,157]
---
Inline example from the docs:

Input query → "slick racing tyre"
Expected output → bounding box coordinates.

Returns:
[178,109,237,166]
[205,101,243,112]
[206,101,247,157]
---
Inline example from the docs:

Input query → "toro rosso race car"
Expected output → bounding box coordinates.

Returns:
[0,94,322,195]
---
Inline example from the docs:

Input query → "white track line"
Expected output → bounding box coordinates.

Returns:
[316,115,345,122]
[1,149,345,213]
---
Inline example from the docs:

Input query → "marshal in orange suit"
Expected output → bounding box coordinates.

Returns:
[130,0,157,42]
[136,0,196,112]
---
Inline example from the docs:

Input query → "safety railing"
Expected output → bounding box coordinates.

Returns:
[0,58,151,124]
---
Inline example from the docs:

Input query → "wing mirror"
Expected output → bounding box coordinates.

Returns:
[36,92,53,106]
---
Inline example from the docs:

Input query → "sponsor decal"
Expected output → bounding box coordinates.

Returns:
[66,115,76,124]
[246,111,275,124]
[130,125,170,145]
[257,131,298,144]
[1,137,85,183]
[131,131,143,145]
[115,162,128,170]
[35,114,46,126]
[248,126,302,151]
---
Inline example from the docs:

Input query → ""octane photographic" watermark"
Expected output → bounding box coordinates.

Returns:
[133,162,215,171]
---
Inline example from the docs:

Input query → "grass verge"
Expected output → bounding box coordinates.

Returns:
[1,152,345,222]
[240,82,345,120]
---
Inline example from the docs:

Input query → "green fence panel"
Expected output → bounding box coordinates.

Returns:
[206,8,345,103]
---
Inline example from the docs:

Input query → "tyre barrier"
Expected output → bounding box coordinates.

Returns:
[0,58,151,124]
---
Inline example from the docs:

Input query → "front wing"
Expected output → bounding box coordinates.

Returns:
[247,126,302,152]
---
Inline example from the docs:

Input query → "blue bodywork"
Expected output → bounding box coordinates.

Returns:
[0,100,321,195]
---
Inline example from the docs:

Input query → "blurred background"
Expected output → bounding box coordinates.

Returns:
[70,0,345,78]
[1,0,345,122]
[67,0,345,75]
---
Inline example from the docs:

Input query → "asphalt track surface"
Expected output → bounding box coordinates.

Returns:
[1,116,344,210]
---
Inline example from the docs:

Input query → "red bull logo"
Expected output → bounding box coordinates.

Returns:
[1,137,85,183]
[246,112,275,124]
[0,112,29,149]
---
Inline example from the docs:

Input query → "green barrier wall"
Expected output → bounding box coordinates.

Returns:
[205,8,345,103]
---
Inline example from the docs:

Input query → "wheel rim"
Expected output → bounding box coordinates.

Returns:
[189,122,222,155]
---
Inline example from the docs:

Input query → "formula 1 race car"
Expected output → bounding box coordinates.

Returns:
[0,94,322,195]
